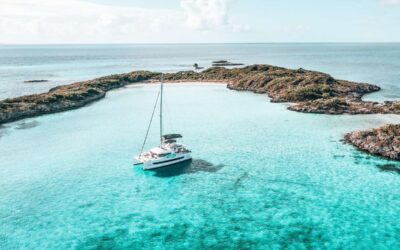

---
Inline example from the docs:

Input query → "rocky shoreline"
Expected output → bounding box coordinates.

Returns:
[0,71,159,124]
[0,64,397,120]
[1,64,400,160]
[345,124,400,160]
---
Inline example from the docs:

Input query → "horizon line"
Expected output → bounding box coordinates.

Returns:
[1,42,400,46]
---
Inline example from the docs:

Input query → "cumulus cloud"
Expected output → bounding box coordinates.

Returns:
[0,0,185,43]
[0,0,248,43]
[380,0,400,5]
[180,0,235,30]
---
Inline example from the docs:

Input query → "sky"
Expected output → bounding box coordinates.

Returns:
[0,0,399,44]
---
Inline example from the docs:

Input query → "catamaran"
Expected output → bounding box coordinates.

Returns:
[133,75,192,170]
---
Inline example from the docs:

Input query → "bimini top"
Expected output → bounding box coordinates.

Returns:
[162,134,182,140]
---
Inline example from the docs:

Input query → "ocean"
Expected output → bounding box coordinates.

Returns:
[1,44,400,248]
[1,43,400,100]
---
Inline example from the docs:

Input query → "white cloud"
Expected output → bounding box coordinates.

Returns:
[180,0,234,30]
[0,0,186,43]
[0,0,247,43]
[380,0,400,5]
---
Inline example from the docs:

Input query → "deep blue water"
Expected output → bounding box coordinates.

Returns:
[1,44,400,249]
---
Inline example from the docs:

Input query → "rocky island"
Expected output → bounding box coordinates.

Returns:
[1,64,400,160]
[2,64,400,123]
[345,124,400,160]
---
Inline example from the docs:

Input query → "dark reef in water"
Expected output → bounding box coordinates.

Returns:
[24,80,49,83]
[212,60,244,67]
[377,164,400,174]
[1,64,400,160]
[0,125,6,138]
[15,121,39,130]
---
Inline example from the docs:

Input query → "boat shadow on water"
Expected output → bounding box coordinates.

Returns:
[149,159,224,178]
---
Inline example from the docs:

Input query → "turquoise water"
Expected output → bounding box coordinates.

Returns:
[1,44,400,101]
[2,83,400,248]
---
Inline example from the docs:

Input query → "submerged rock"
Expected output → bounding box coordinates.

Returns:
[377,164,400,174]
[193,63,204,70]
[345,124,400,160]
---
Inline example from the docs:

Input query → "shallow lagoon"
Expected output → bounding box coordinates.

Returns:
[1,83,400,248]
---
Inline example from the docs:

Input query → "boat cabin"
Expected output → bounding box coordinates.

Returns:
[150,147,171,158]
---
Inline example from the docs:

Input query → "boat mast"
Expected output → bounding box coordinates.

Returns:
[160,74,163,146]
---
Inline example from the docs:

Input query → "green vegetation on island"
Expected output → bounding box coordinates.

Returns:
[2,64,400,161]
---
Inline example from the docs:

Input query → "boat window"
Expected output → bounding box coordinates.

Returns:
[158,152,171,157]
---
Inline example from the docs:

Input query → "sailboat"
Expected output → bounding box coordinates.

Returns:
[133,74,192,170]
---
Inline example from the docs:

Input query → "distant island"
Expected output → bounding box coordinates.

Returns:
[24,80,49,83]
[1,64,400,160]
[212,60,244,67]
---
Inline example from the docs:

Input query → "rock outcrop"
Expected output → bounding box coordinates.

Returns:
[0,71,159,124]
[0,64,398,125]
[288,99,400,115]
[225,65,380,102]
[345,124,400,160]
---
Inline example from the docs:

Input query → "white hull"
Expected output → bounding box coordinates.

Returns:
[138,153,192,170]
